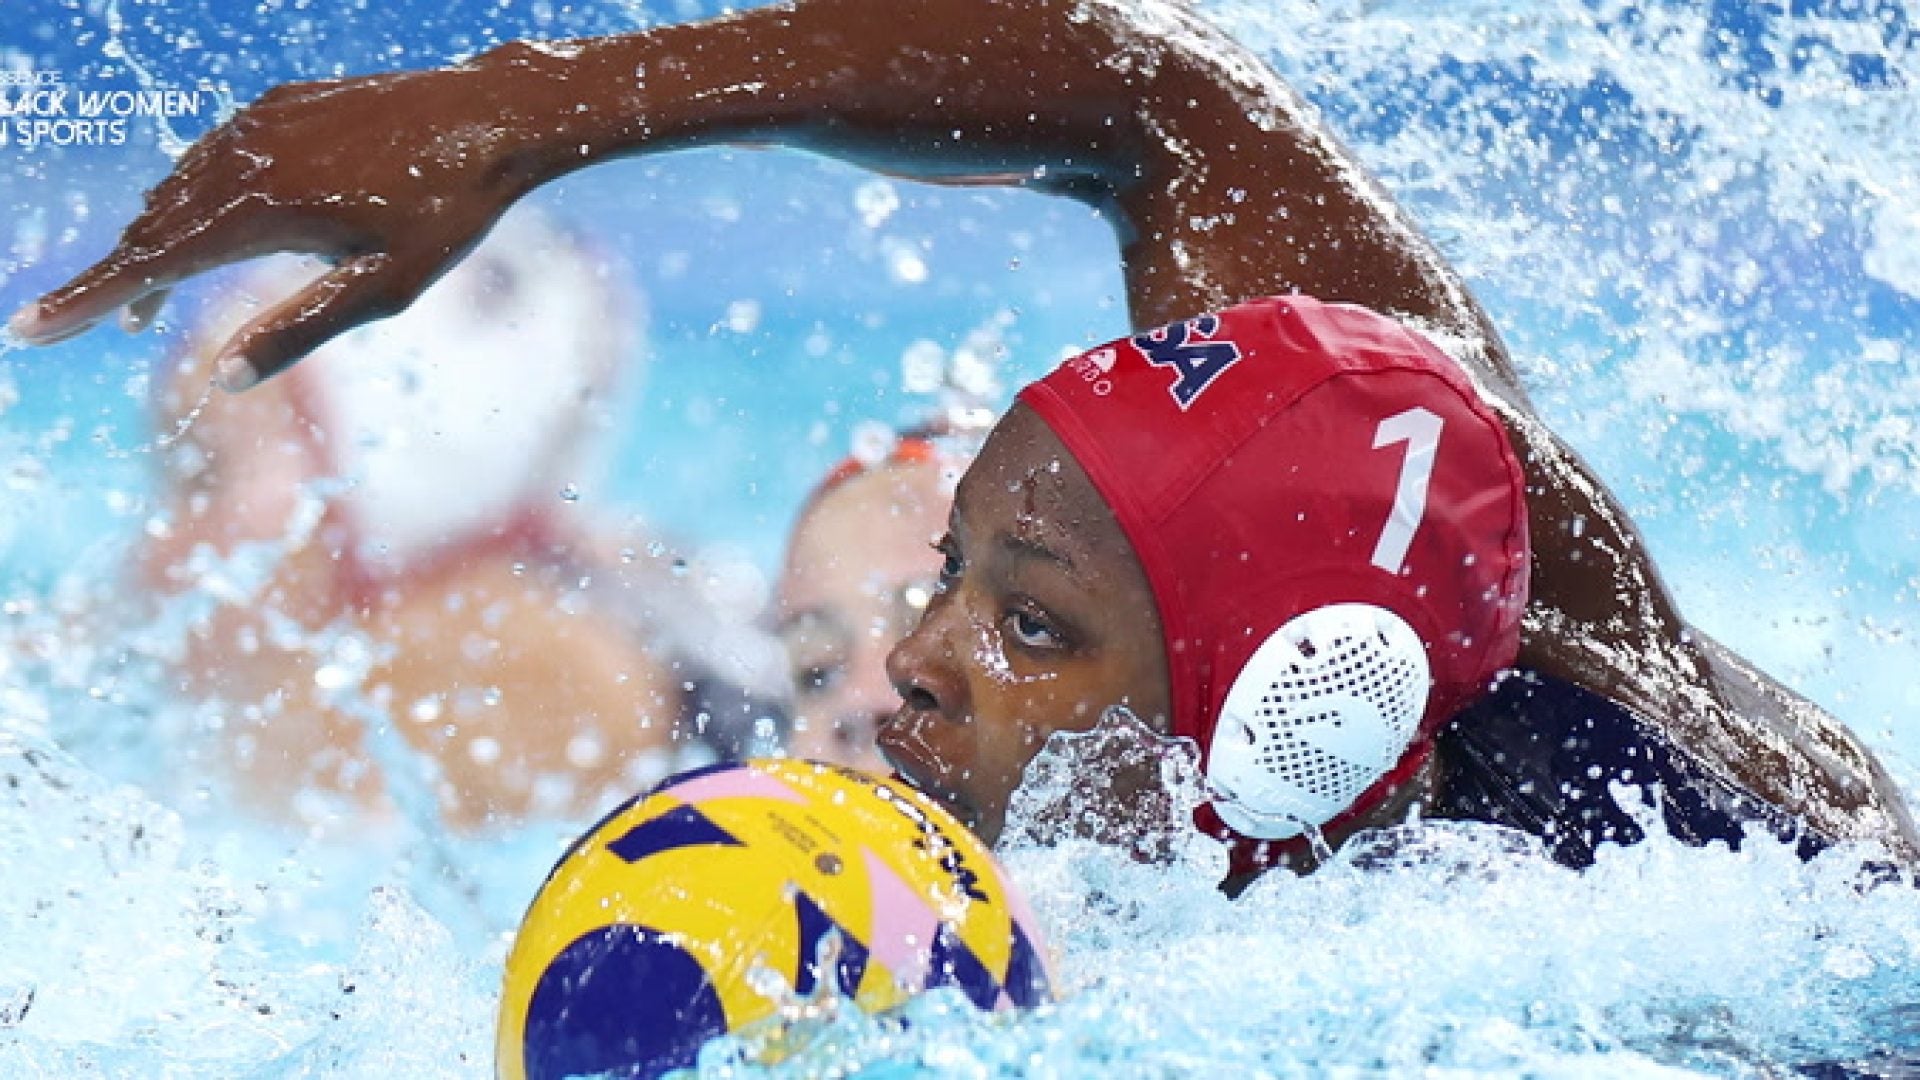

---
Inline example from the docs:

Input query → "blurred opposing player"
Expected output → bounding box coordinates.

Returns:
[139,208,691,830]
[778,434,954,773]
[776,328,1001,774]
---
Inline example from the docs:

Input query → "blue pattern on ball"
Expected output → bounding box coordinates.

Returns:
[925,922,999,1009]
[606,804,744,863]
[1003,919,1053,1006]
[524,924,728,1080]
[792,890,872,998]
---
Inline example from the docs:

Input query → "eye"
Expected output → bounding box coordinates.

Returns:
[1006,606,1064,650]
[797,663,843,695]
[779,615,852,697]
[931,534,964,588]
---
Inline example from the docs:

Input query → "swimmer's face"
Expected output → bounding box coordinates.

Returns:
[878,403,1170,845]
[778,459,952,774]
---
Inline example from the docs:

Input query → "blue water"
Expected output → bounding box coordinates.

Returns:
[4,0,1920,1075]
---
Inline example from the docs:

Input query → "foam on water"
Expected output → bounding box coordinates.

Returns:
[3,0,1920,1075]
[676,717,1920,1077]
[7,691,1920,1077]
[0,719,495,1076]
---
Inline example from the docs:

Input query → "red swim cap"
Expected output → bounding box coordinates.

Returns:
[1018,295,1530,872]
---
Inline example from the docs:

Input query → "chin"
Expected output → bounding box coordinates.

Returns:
[966,812,1003,848]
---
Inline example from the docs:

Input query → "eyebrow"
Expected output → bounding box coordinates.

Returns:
[952,476,1085,578]
[997,530,1078,574]
[776,607,854,647]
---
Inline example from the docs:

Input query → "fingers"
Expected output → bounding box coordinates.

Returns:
[211,253,421,391]
[7,243,180,346]
[13,132,285,347]
[9,205,247,345]
[7,301,100,347]
[120,288,173,334]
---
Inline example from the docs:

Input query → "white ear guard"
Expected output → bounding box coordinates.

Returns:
[1206,603,1431,841]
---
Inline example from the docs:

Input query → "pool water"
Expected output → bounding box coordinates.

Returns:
[4,0,1920,1075]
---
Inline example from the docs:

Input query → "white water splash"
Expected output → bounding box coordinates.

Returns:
[684,785,1920,1077]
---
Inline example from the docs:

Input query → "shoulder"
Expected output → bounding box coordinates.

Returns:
[1430,670,1838,868]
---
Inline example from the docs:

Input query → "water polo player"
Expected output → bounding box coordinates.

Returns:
[13,0,1917,872]
[778,430,959,775]
[880,296,1535,877]
[135,207,720,830]
[777,324,1003,773]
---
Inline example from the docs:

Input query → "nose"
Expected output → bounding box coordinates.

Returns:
[884,597,970,723]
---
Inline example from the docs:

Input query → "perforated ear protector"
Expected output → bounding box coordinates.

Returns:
[1205,603,1430,840]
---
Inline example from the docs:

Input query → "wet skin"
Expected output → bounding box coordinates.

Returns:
[877,404,1171,846]
[777,459,952,775]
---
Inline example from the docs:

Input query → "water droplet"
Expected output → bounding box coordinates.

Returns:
[468,737,502,766]
[566,732,606,768]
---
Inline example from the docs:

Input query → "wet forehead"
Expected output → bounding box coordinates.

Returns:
[956,404,1130,570]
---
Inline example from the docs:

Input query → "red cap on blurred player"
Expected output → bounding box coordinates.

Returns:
[1018,295,1529,872]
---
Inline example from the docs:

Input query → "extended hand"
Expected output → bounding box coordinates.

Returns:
[8,60,540,389]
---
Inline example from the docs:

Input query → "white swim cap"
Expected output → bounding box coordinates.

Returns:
[170,205,637,580]
[305,208,636,575]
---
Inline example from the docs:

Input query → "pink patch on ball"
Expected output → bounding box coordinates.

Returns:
[860,847,944,986]
[666,767,808,807]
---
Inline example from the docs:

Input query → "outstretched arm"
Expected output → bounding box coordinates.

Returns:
[12,0,1493,390]
[13,0,1913,854]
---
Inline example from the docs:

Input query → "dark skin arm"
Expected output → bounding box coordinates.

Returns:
[13,0,1916,858]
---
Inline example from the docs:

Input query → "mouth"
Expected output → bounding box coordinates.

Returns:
[875,715,980,831]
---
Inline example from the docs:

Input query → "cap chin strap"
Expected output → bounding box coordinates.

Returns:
[1206,603,1431,841]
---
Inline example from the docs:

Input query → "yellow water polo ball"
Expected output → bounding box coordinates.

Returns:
[496,758,1055,1079]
